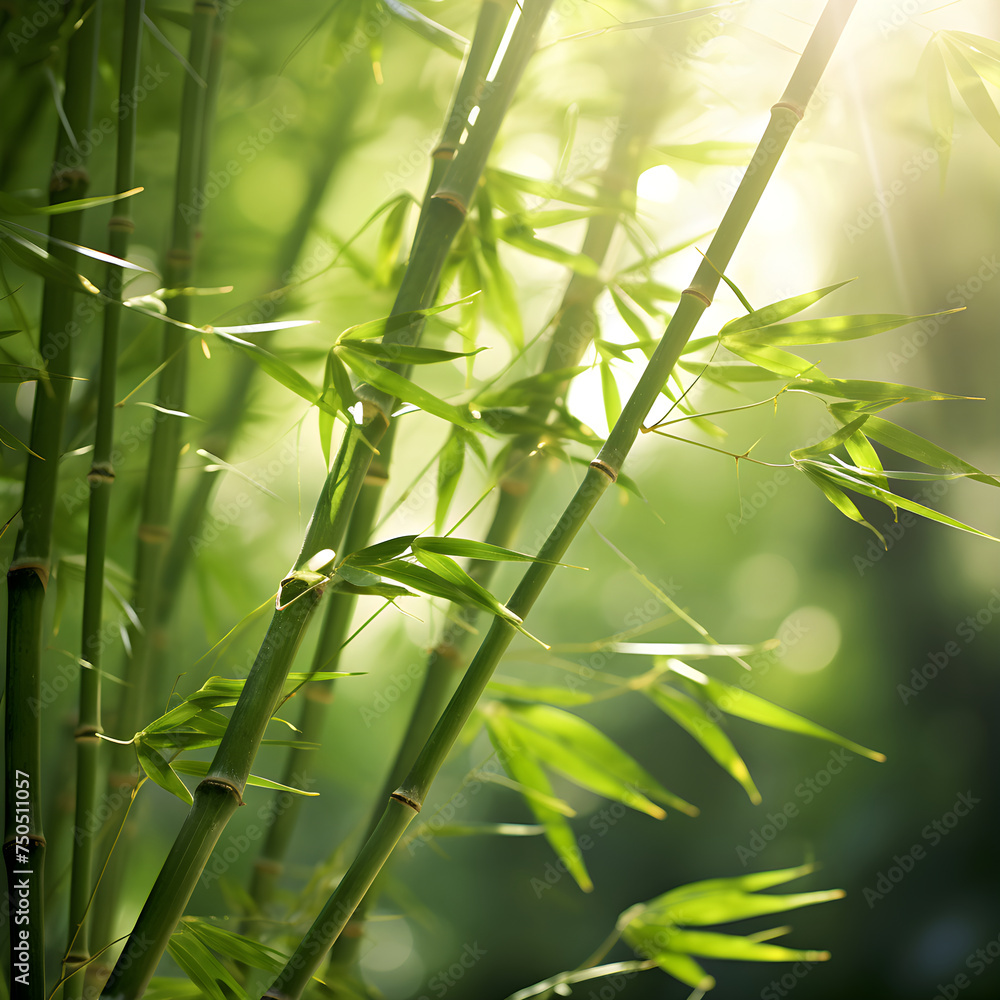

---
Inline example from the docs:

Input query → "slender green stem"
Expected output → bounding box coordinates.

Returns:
[3,5,101,999]
[60,6,145,998]
[99,5,553,998]
[91,0,220,960]
[326,37,671,983]
[264,3,858,992]
[246,0,514,921]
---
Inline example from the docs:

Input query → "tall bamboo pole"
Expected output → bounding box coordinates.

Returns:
[91,0,221,958]
[261,4,858,996]
[246,0,513,918]
[61,8,145,998]
[3,4,101,999]
[99,5,554,998]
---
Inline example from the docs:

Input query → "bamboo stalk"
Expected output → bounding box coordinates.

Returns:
[59,7,145,998]
[246,0,513,920]
[90,0,221,959]
[3,4,101,999]
[98,5,554,998]
[326,40,671,984]
[261,4,858,995]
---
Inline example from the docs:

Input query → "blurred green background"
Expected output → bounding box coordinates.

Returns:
[2,1,1000,998]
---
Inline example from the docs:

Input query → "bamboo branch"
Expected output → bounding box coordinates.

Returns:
[3,4,102,999]
[261,4,858,995]
[98,5,554,998]
[61,6,145,998]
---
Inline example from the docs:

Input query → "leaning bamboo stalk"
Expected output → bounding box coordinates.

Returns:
[246,0,513,918]
[3,5,101,999]
[326,43,671,983]
[261,4,858,995]
[91,0,220,957]
[61,7,145,998]
[98,6,553,998]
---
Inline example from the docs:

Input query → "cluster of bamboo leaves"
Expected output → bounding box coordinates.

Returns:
[3,2,1000,999]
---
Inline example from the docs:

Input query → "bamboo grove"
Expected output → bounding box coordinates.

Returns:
[2,2,1000,999]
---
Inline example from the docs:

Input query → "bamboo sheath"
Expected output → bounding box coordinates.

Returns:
[99,4,554,998]
[4,5,101,999]
[261,4,858,997]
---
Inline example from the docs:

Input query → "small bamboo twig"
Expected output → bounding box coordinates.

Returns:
[260,4,858,997]
[3,5,102,999]
[61,8,146,998]
[98,5,554,998]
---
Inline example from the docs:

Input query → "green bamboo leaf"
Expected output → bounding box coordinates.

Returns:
[499,223,600,276]
[724,341,818,378]
[665,659,886,761]
[486,713,593,892]
[508,703,697,817]
[720,281,853,337]
[182,919,287,975]
[791,415,869,460]
[0,186,144,216]
[649,863,824,906]
[136,741,194,805]
[0,229,103,295]
[646,686,760,804]
[799,459,1000,542]
[651,140,757,166]
[726,309,960,348]
[486,167,611,209]
[212,330,324,411]
[658,928,830,964]
[474,366,588,408]
[335,293,478,342]
[849,411,1000,487]
[210,319,317,335]
[608,289,651,344]
[921,38,954,186]
[166,927,244,1000]
[435,427,465,533]
[658,888,845,927]
[413,535,573,566]
[171,760,319,796]
[384,0,468,57]
[414,822,544,838]
[941,36,1000,147]
[792,375,972,404]
[335,347,485,433]
[145,978,204,1000]
[0,364,79,384]
[341,341,485,365]
[374,194,410,287]
[599,359,622,428]
[488,678,594,706]
[678,360,780,383]
[616,278,681,312]
[0,218,152,271]
[803,463,888,542]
